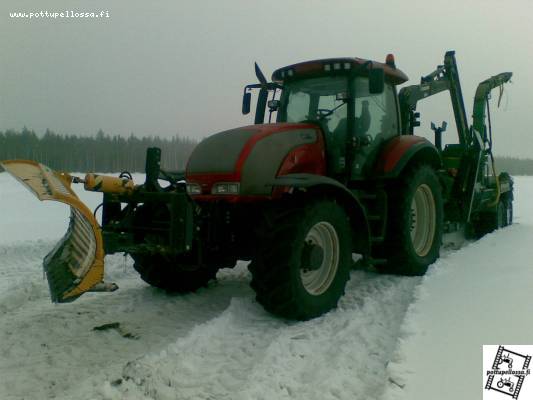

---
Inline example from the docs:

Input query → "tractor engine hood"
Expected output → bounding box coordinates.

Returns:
[185,123,325,196]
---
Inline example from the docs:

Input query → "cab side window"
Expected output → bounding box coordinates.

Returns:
[354,78,398,140]
[284,91,310,123]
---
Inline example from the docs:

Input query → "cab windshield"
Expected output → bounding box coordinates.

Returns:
[276,74,398,176]
[278,76,348,135]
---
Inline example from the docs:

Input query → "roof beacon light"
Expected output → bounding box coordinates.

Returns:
[386,54,396,68]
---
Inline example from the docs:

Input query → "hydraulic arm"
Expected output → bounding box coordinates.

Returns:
[398,52,512,223]
[399,51,470,145]
[472,72,512,147]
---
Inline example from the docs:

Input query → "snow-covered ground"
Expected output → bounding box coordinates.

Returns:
[383,177,533,400]
[0,172,530,400]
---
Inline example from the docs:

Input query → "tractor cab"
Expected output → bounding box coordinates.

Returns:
[243,56,408,179]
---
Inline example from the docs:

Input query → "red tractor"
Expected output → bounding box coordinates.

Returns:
[1,51,513,320]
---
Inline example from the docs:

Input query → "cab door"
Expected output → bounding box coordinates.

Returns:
[350,78,399,178]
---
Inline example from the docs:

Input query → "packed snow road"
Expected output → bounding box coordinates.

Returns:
[0,173,526,399]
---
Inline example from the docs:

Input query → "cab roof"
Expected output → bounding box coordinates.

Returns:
[272,57,409,85]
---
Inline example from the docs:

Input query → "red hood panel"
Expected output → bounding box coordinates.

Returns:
[186,123,318,177]
[185,123,323,195]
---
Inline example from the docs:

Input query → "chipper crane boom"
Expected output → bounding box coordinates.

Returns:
[398,51,512,224]
[399,51,470,144]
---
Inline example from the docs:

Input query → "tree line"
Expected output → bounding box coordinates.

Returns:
[492,156,533,176]
[0,128,197,172]
[1,128,533,176]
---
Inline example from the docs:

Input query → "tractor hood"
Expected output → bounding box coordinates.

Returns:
[185,123,325,196]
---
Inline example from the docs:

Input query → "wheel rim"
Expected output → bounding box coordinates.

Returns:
[300,221,340,295]
[410,184,436,257]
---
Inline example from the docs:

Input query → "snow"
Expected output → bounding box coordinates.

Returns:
[0,171,530,400]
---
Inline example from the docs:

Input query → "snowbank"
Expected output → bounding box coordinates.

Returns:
[384,176,533,399]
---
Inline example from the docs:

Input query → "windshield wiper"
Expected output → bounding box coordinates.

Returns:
[316,101,347,120]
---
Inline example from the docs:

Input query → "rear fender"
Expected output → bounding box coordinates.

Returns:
[270,173,370,255]
[374,136,441,177]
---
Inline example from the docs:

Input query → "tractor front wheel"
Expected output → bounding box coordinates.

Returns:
[249,200,353,320]
[131,254,218,293]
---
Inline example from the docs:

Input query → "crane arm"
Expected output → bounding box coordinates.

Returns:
[472,72,512,143]
[398,51,470,145]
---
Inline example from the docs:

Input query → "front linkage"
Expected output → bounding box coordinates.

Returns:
[94,148,194,258]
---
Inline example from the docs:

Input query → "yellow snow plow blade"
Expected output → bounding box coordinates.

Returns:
[0,160,113,303]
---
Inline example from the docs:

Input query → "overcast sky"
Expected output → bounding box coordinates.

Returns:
[1,0,531,157]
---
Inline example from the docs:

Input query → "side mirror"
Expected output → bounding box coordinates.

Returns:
[242,91,251,115]
[369,68,385,94]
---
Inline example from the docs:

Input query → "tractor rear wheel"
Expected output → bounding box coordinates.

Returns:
[249,200,352,320]
[378,165,443,276]
[131,254,218,293]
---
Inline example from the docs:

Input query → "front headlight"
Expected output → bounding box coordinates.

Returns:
[186,183,202,195]
[212,182,240,195]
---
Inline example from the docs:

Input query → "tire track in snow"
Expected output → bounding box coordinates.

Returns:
[0,244,251,400]
[103,267,420,400]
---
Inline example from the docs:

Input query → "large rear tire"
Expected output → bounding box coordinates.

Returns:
[378,165,443,276]
[131,253,218,293]
[249,200,353,320]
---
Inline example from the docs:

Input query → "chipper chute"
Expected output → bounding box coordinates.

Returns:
[0,160,115,302]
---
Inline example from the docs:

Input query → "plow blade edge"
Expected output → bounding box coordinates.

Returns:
[1,160,108,302]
